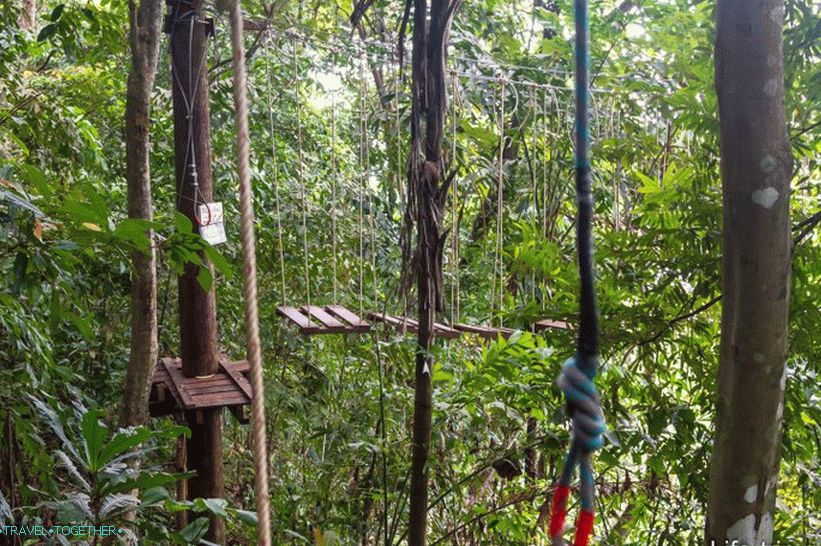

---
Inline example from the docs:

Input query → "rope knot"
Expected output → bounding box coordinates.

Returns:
[557,355,606,452]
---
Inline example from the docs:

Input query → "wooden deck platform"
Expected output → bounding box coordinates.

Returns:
[149,355,252,423]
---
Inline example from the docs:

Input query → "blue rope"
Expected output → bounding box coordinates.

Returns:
[549,1,605,544]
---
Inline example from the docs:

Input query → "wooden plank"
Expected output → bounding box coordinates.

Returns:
[229,360,250,374]
[535,319,570,331]
[452,323,495,337]
[164,359,196,409]
[187,383,237,396]
[369,312,418,330]
[433,323,462,339]
[325,305,370,332]
[452,324,516,340]
[156,358,184,410]
[194,393,248,408]
[219,355,253,401]
[370,312,461,339]
[301,305,348,332]
[277,306,322,334]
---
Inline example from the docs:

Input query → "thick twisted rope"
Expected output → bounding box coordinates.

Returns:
[226,1,272,544]
[548,2,605,546]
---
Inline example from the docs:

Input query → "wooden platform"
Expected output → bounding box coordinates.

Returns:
[452,323,517,340]
[149,356,252,423]
[534,319,570,331]
[276,305,370,335]
[368,312,462,340]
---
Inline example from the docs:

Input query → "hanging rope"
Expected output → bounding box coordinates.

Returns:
[363,68,377,305]
[225,1,271,543]
[357,44,367,316]
[330,51,339,304]
[491,78,507,327]
[292,36,311,306]
[450,69,461,324]
[263,35,287,303]
[548,2,605,545]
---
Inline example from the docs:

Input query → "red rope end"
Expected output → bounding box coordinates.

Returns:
[572,510,595,546]
[548,485,571,538]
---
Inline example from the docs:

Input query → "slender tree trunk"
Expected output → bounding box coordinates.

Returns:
[119,0,164,429]
[706,1,793,544]
[406,1,461,544]
[17,0,35,31]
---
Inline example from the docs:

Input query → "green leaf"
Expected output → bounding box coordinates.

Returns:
[140,486,172,507]
[232,509,258,527]
[37,23,58,42]
[202,244,233,278]
[192,497,228,518]
[98,427,152,464]
[81,409,107,472]
[106,472,179,496]
[196,265,213,291]
[50,4,65,22]
[174,211,193,233]
[177,517,210,542]
[61,199,109,228]
[113,218,158,251]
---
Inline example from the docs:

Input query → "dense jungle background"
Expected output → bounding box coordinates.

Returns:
[0,0,819,544]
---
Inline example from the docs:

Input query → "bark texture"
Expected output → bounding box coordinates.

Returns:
[18,0,35,31]
[404,0,461,544]
[119,0,164,429]
[706,1,793,544]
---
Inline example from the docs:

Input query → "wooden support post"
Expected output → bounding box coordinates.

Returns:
[166,0,224,542]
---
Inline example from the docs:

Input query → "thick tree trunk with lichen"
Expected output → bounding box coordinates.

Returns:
[405,0,460,544]
[119,0,164,429]
[705,1,793,544]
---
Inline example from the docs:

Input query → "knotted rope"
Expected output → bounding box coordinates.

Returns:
[225,1,272,544]
[548,2,605,545]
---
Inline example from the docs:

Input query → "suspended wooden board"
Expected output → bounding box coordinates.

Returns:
[368,312,462,340]
[149,356,252,424]
[276,304,370,335]
[535,319,570,331]
[453,323,517,340]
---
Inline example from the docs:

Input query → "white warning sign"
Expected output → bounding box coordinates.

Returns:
[198,202,227,246]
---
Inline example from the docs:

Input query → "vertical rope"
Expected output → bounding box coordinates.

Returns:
[542,90,549,239]
[264,35,287,303]
[330,62,339,304]
[450,69,460,324]
[548,2,605,545]
[493,78,507,327]
[292,36,311,306]
[363,67,377,305]
[358,45,366,316]
[226,2,271,544]
[395,62,410,326]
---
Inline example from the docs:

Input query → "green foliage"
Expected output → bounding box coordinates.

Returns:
[0,0,818,544]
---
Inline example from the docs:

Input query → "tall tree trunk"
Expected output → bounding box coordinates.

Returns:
[167,0,224,542]
[119,0,164,429]
[405,1,461,544]
[706,1,793,544]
